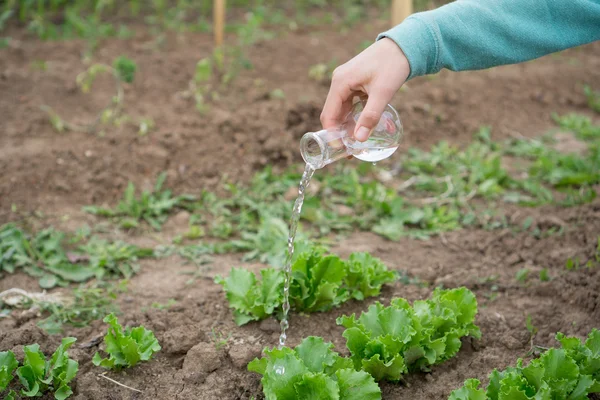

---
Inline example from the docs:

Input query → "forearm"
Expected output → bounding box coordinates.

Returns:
[378,0,600,79]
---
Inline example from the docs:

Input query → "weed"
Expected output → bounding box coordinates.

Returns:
[539,268,551,282]
[150,299,176,311]
[583,85,600,113]
[515,268,529,284]
[84,172,195,231]
[37,282,125,334]
[78,237,154,279]
[209,328,232,350]
[0,223,154,287]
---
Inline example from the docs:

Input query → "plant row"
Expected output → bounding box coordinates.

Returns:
[215,245,397,325]
[245,287,481,399]
[449,329,600,399]
[0,314,160,399]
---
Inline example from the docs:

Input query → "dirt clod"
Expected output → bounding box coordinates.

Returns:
[228,343,262,369]
[183,342,222,374]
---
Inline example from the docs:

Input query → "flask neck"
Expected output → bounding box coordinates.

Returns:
[300,128,349,170]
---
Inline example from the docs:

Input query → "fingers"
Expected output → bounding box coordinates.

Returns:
[320,68,353,129]
[354,86,393,142]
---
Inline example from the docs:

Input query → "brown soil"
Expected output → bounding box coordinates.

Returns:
[1,13,600,400]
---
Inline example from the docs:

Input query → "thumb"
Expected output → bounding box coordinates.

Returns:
[354,93,389,142]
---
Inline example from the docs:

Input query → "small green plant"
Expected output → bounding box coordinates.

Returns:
[0,224,96,288]
[39,283,124,334]
[0,351,18,391]
[449,329,600,399]
[113,55,136,83]
[151,298,176,311]
[552,113,600,141]
[584,85,600,113]
[78,237,154,279]
[215,267,283,326]
[229,217,296,266]
[339,287,481,382]
[209,328,232,350]
[93,313,161,370]
[16,337,78,400]
[84,172,195,230]
[515,268,529,284]
[248,336,381,399]
[539,268,550,281]
[216,246,396,326]
[566,238,599,271]
[0,224,154,288]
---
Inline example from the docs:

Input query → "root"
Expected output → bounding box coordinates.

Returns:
[98,372,142,393]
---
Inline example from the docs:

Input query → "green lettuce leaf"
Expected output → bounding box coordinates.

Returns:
[344,253,396,301]
[449,378,486,400]
[217,247,395,325]
[451,328,600,400]
[93,313,160,370]
[249,336,381,400]
[215,267,284,326]
[14,338,77,399]
[0,351,18,390]
[338,288,481,382]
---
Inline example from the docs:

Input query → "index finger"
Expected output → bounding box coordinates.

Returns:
[320,74,354,130]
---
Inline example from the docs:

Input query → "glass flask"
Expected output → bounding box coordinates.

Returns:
[300,99,403,169]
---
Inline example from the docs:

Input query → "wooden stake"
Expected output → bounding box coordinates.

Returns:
[391,0,413,27]
[214,0,226,47]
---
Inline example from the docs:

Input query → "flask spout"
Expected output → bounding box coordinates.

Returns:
[300,129,348,170]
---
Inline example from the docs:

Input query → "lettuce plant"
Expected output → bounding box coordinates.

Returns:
[92,313,161,370]
[248,336,381,400]
[338,287,481,381]
[16,337,78,400]
[449,329,600,400]
[215,247,396,326]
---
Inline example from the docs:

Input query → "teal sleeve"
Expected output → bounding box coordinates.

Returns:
[378,0,600,80]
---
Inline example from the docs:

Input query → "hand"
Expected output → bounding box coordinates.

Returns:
[320,38,410,142]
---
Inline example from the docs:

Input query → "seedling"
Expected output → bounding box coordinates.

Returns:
[93,313,161,370]
[150,299,176,311]
[209,328,232,350]
[16,337,79,400]
[565,238,599,271]
[515,268,529,284]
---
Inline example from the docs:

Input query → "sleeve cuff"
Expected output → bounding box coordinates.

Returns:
[377,15,439,80]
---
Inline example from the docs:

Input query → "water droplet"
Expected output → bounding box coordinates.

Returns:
[275,365,285,375]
